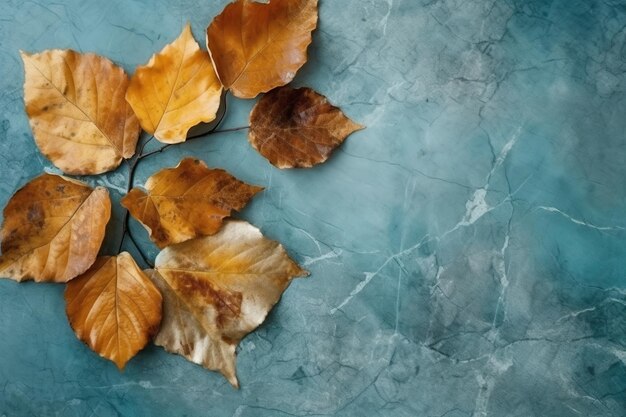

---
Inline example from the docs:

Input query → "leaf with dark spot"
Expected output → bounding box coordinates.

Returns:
[0,174,110,282]
[148,220,307,387]
[21,49,140,175]
[249,87,364,168]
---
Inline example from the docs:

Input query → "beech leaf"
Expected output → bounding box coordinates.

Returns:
[206,0,318,99]
[65,252,163,370]
[21,49,141,175]
[121,158,262,248]
[0,174,111,282]
[126,24,223,144]
[148,220,307,387]
[249,87,364,168]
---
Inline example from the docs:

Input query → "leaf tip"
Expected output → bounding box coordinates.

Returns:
[226,373,240,389]
[19,50,32,64]
[181,21,194,41]
[114,358,128,371]
[94,185,110,194]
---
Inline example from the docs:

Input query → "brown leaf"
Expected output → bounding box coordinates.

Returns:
[148,220,307,387]
[249,87,364,168]
[126,24,222,144]
[206,0,318,99]
[121,158,262,248]
[0,174,110,282]
[65,252,162,370]
[21,50,140,175]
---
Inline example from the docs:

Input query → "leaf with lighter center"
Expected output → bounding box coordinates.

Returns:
[126,24,223,144]
[148,220,307,387]
[0,174,110,282]
[65,252,163,369]
[21,49,140,175]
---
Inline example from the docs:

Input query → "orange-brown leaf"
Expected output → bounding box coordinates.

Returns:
[149,220,307,387]
[121,158,262,248]
[249,87,364,168]
[126,24,222,144]
[21,50,140,175]
[0,174,111,282]
[206,0,318,99]
[65,252,162,370]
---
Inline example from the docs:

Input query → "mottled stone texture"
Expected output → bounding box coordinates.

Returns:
[1,0,625,416]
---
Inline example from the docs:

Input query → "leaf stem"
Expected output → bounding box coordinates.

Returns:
[117,135,151,260]
[186,94,229,140]
[137,126,251,161]
[117,159,137,251]
[137,144,171,160]
[213,125,251,133]
[126,219,152,267]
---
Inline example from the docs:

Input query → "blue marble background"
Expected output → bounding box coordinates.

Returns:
[1,0,626,415]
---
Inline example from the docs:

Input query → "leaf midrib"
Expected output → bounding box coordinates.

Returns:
[229,0,312,89]
[1,188,99,277]
[25,54,123,157]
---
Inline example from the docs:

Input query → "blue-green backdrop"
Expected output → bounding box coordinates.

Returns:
[1,0,625,416]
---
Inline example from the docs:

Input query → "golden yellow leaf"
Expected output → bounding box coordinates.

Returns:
[126,24,222,144]
[249,87,364,168]
[121,158,262,248]
[148,220,307,387]
[21,49,140,175]
[206,0,318,99]
[65,252,163,370]
[0,174,110,282]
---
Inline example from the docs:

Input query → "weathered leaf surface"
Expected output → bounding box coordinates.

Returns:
[21,50,140,175]
[148,220,307,387]
[65,252,162,369]
[249,87,364,168]
[126,24,222,144]
[0,174,110,282]
[206,0,318,98]
[121,158,262,248]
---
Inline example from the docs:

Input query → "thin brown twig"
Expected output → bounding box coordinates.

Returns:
[116,159,137,252]
[186,94,229,140]
[126,221,152,267]
[137,135,154,155]
[117,134,150,256]
[213,125,250,133]
[137,125,250,161]
[137,144,172,160]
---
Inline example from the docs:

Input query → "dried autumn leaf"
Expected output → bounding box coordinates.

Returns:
[206,0,318,98]
[121,158,262,248]
[21,49,140,175]
[65,252,162,370]
[148,220,307,387]
[126,24,222,144]
[0,174,110,282]
[249,87,364,168]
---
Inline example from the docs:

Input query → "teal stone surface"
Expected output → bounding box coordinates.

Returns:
[1,0,626,415]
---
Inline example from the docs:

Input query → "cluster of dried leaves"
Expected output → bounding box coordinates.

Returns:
[0,0,362,387]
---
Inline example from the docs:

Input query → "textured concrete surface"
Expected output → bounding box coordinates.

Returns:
[1,0,626,416]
